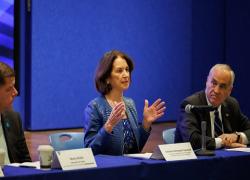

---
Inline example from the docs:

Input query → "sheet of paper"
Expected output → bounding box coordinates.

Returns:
[8,161,40,169]
[225,147,250,152]
[0,168,4,177]
[124,153,152,159]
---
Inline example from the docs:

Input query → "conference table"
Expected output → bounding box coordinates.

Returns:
[2,149,250,180]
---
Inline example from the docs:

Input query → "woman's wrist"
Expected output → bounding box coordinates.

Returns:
[142,120,151,131]
[104,122,113,133]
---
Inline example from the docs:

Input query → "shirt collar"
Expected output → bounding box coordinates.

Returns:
[205,95,221,112]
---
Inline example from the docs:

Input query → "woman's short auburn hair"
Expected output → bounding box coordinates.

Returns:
[95,50,134,95]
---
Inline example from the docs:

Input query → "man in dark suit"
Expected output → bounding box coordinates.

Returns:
[175,64,250,150]
[0,62,31,163]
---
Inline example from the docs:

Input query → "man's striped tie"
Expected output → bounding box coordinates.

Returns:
[214,109,223,137]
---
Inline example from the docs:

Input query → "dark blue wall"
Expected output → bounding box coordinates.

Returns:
[226,0,250,117]
[191,0,250,118]
[14,0,250,130]
[24,0,192,130]
[191,0,226,92]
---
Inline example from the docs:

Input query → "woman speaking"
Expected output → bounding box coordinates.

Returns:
[83,50,166,155]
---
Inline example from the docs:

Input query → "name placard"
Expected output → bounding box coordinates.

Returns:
[0,168,4,177]
[55,148,97,170]
[158,142,197,161]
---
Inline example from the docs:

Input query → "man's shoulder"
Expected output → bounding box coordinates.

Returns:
[183,91,206,105]
[2,110,20,120]
[224,96,239,106]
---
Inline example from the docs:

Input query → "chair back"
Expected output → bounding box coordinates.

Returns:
[162,128,176,144]
[49,132,84,151]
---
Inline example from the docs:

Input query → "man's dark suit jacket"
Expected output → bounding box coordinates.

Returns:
[175,91,250,150]
[1,111,31,163]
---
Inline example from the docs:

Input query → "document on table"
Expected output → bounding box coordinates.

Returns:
[225,147,250,152]
[124,153,153,159]
[8,161,40,169]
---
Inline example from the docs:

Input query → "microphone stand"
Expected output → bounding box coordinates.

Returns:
[195,113,215,156]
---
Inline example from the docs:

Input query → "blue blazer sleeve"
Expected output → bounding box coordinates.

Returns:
[83,99,115,155]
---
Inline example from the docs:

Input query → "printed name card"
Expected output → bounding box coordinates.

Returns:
[0,168,4,177]
[56,148,97,170]
[158,142,197,161]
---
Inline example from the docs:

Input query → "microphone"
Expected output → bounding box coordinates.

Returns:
[185,104,217,113]
[195,121,215,156]
[201,121,207,151]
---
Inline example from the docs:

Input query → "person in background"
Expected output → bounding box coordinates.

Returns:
[0,62,31,163]
[83,50,166,155]
[175,64,250,150]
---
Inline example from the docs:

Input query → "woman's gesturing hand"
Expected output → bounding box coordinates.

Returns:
[104,102,126,133]
[143,98,166,130]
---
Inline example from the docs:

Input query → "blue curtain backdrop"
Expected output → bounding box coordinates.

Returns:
[14,0,250,130]
[21,0,192,130]
[225,0,250,117]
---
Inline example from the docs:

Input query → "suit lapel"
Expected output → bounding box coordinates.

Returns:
[0,112,14,163]
[1,114,6,134]
[1,113,11,133]
[221,102,232,132]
